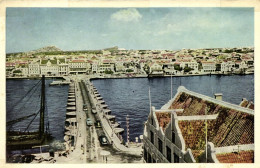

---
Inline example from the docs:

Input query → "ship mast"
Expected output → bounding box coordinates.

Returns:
[39,75,45,139]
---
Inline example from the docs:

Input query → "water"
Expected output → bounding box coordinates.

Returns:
[6,75,254,143]
[92,75,254,142]
[6,79,68,141]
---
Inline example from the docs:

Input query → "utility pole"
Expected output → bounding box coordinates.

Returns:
[171,73,173,99]
[126,115,130,145]
[205,108,208,163]
[39,75,45,139]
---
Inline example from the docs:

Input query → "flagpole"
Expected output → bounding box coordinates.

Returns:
[205,108,207,163]
[149,87,151,113]
[171,73,173,99]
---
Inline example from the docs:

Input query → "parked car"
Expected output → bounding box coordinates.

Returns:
[83,104,88,111]
[95,120,102,128]
[86,118,93,126]
[99,135,108,145]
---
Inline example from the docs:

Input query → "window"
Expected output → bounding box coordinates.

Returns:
[150,131,154,144]
[151,118,154,126]
[158,138,163,153]
[172,131,175,144]
[148,153,152,163]
[174,153,179,163]
[166,146,171,162]
[144,148,147,162]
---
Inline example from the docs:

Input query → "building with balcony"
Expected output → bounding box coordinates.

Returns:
[68,60,87,74]
[201,61,216,73]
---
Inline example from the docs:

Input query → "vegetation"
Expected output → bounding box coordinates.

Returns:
[104,69,113,74]
[13,70,22,73]
[126,69,134,72]
[174,64,183,71]
[183,67,193,73]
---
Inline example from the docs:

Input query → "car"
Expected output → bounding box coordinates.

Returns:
[83,104,88,111]
[86,118,93,126]
[99,135,108,145]
[95,120,102,128]
[92,109,97,114]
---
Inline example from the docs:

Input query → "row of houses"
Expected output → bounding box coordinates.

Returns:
[6,47,254,77]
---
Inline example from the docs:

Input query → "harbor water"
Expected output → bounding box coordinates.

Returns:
[6,75,254,144]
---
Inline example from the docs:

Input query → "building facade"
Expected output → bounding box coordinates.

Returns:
[143,86,254,163]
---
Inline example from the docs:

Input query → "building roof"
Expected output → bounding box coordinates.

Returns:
[240,98,254,110]
[71,60,85,63]
[155,112,171,131]
[216,150,254,163]
[166,87,254,162]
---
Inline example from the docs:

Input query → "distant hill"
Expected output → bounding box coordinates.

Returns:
[103,46,119,51]
[29,46,62,54]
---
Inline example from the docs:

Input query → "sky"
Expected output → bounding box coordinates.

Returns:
[6,7,254,53]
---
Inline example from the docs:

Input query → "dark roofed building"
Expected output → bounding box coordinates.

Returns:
[143,86,254,163]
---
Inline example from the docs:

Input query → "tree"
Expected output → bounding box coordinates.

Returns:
[104,69,113,74]
[183,67,193,73]
[174,64,183,71]
[126,69,134,72]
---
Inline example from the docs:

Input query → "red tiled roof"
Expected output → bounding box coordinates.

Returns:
[155,112,171,131]
[240,99,254,110]
[170,91,254,162]
[216,150,254,163]
[71,60,85,63]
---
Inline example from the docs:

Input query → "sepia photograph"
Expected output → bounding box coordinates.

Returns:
[2,2,257,166]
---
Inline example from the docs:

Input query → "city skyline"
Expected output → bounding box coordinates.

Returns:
[6,7,254,53]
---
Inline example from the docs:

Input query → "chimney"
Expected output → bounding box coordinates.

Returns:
[214,93,222,101]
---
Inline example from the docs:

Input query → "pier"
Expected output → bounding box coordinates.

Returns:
[53,75,142,163]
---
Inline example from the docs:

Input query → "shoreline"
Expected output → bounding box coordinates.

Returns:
[6,72,254,80]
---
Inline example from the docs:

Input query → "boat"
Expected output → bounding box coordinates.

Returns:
[6,75,51,150]
[49,80,71,86]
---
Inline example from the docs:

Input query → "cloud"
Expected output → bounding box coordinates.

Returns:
[111,8,142,22]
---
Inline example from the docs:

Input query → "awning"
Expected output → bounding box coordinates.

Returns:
[103,109,111,114]
[98,100,105,104]
[64,130,77,136]
[67,106,76,111]
[95,93,100,97]
[66,118,77,122]
[97,96,103,100]
[66,112,76,116]
[101,104,108,108]
[68,98,75,102]
[106,115,115,120]
[112,122,120,127]
[67,102,76,106]
[114,128,124,134]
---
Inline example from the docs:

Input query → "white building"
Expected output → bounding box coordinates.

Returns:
[40,59,59,76]
[28,62,40,76]
[180,61,199,72]
[68,60,87,74]
[201,61,216,73]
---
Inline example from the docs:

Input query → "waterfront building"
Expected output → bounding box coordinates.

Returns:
[179,61,199,73]
[58,62,69,76]
[68,60,87,74]
[143,86,254,163]
[91,62,99,74]
[28,62,40,76]
[201,61,216,73]
[149,62,163,74]
[98,60,115,74]
[40,59,59,76]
